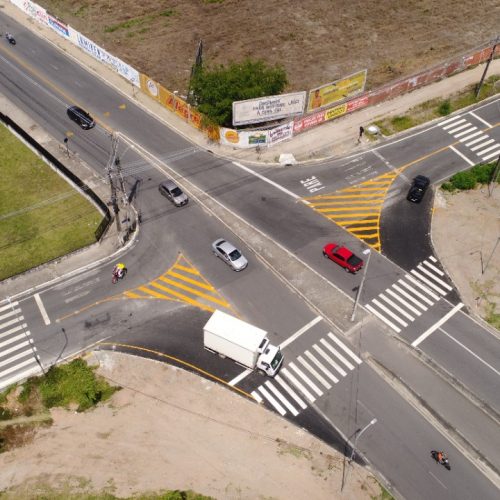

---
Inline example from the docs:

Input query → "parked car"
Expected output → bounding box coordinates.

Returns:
[158,180,189,207]
[66,105,95,130]
[407,175,430,203]
[212,238,248,271]
[322,243,364,273]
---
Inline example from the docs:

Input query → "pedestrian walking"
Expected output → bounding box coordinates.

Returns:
[358,126,365,143]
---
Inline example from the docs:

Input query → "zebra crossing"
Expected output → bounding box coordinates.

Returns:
[0,301,41,392]
[365,255,453,333]
[251,332,362,417]
[441,114,500,162]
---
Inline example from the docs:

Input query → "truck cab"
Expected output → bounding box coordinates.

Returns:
[256,344,283,376]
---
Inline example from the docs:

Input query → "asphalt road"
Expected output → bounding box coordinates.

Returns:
[1,12,499,499]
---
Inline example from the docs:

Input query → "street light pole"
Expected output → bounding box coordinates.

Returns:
[349,418,377,464]
[351,248,371,322]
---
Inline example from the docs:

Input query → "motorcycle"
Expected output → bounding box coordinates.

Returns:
[112,266,127,284]
[431,450,451,470]
[5,33,16,45]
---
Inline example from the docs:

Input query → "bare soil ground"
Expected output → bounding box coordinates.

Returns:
[39,0,500,96]
[0,352,383,499]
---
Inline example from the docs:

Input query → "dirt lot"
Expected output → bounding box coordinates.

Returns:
[38,0,500,96]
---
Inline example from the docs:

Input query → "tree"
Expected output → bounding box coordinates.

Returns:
[190,58,287,127]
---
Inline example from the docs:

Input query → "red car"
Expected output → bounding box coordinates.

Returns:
[323,243,364,273]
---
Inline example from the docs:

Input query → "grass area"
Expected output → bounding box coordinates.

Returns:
[104,10,175,34]
[0,358,119,453]
[441,161,499,191]
[372,74,500,136]
[0,124,103,280]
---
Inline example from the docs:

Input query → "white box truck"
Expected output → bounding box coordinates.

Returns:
[203,310,283,377]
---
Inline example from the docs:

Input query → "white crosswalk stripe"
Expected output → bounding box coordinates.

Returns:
[440,115,499,162]
[365,256,454,333]
[0,301,41,392]
[252,331,363,417]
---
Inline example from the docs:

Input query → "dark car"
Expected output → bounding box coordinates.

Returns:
[407,175,430,203]
[158,180,189,207]
[67,105,95,130]
[322,243,364,273]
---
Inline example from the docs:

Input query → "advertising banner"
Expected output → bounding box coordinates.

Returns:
[220,128,268,148]
[232,91,306,126]
[307,69,367,112]
[293,111,325,134]
[268,121,294,146]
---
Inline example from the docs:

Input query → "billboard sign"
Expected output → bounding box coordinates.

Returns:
[233,91,306,126]
[307,69,367,112]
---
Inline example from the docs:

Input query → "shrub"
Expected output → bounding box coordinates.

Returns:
[437,99,451,116]
[470,163,496,184]
[441,181,455,192]
[449,171,476,190]
[390,115,414,131]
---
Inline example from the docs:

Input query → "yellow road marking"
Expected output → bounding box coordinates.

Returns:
[158,276,230,307]
[97,342,254,399]
[166,270,215,290]
[150,281,215,312]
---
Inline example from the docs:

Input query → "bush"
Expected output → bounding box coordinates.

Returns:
[470,163,496,184]
[442,161,498,192]
[390,115,414,131]
[449,171,476,190]
[437,99,451,116]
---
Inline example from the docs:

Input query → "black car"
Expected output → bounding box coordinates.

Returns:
[67,105,95,130]
[407,175,430,203]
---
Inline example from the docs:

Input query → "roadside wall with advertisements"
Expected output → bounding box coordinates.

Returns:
[8,1,499,150]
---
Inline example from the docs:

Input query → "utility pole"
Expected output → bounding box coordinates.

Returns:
[113,147,132,232]
[106,133,121,233]
[476,36,499,99]
[351,249,372,322]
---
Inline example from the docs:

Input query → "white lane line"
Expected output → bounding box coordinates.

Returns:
[411,269,447,295]
[393,283,428,311]
[398,280,433,307]
[447,123,471,134]
[454,126,477,138]
[386,288,422,316]
[469,111,492,128]
[327,332,363,365]
[0,332,27,349]
[470,139,494,151]
[318,340,349,375]
[0,302,18,313]
[465,134,488,146]
[281,368,315,403]
[0,365,41,392]
[297,355,332,389]
[459,130,482,142]
[0,324,27,340]
[0,340,31,358]
[441,329,500,377]
[440,115,463,126]
[405,274,440,302]
[289,362,323,396]
[34,293,51,325]
[429,256,438,263]
[449,146,475,166]
[380,293,415,321]
[311,346,340,382]
[305,350,340,384]
[371,299,409,327]
[228,368,253,386]
[411,303,464,347]
[477,143,500,156]
[233,161,301,200]
[417,265,452,291]
[0,357,39,378]
[0,349,33,368]
[280,316,322,350]
[0,316,25,330]
[257,385,286,416]
[365,304,401,332]
[483,149,500,161]
[264,381,299,416]
[443,118,465,130]
[251,391,263,403]
[422,260,444,276]
[0,308,21,321]
[275,375,308,409]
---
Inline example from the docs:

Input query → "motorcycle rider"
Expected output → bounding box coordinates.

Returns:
[436,451,447,464]
[113,262,127,279]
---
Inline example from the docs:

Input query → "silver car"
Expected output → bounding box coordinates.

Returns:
[212,238,248,271]
[159,180,188,207]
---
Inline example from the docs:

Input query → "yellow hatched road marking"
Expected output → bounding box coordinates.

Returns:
[175,263,201,275]
[166,270,215,291]
[158,276,230,307]
[149,281,215,312]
